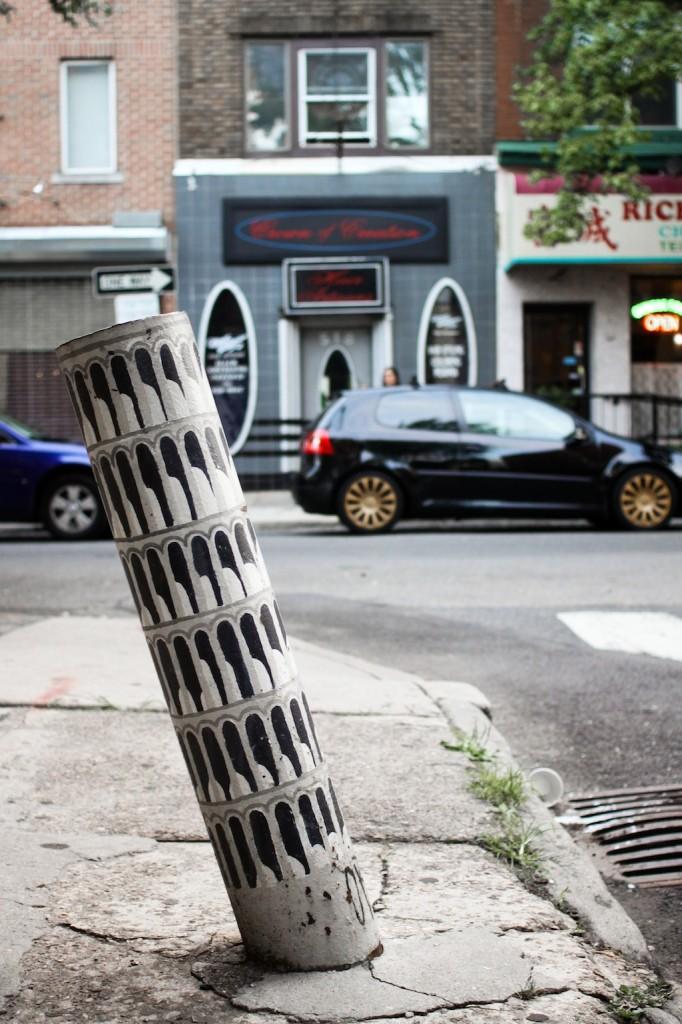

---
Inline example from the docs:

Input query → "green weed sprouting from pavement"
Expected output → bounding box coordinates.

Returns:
[480,809,545,874]
[440,727,494,763]
[514,967,537,1001]
[440,729,546,876]
[607,981,673,1022]
[470,765,526,809]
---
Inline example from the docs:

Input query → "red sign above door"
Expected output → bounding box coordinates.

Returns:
[283,258,389,315]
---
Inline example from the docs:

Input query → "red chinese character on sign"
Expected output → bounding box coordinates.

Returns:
[582,206,618,251]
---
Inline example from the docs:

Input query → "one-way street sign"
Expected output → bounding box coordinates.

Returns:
[93,265,175,296]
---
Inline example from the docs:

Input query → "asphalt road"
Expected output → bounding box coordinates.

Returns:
[1,518,680,981]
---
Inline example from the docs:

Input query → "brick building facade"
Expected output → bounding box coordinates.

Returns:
[0,0,177,439]
[175,0,498,477]
[179,0,495,158]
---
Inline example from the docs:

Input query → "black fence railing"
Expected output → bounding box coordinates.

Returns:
[589,393,682,445]
[236,418,308,491]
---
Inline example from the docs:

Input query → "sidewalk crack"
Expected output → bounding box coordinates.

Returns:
[367,962,453,1007]
[55,921,192,944]
[372,849,390,913]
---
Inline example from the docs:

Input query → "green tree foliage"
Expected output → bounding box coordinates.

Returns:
[514,0,682,245]
[0,0,111,24]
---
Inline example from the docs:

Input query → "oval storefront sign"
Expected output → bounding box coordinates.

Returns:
[223,198,449,264]
[199,283,256,454]
[418,278,477,387]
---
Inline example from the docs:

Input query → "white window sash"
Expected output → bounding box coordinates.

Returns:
[60,60,117,175]
[298,47,376,146]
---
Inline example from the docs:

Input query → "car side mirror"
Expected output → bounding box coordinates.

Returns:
[569,424,590,444]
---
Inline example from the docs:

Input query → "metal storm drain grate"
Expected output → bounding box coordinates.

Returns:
[565,784,682,888]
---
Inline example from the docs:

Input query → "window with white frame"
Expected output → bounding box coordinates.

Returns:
[299,48,376,146]
[245,40,429,153]
[60,60,117,174]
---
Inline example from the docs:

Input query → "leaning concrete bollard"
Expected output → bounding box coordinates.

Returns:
[56,312,381,970]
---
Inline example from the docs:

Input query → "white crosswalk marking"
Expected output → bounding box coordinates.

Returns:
[558,611,682,662]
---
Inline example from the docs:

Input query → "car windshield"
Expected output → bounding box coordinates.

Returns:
[0,413,50,440]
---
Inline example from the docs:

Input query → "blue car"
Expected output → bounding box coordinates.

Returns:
[0,414,106,540]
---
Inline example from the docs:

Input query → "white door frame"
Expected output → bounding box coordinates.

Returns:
[277,313,393,472]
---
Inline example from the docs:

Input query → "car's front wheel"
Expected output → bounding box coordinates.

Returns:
[337,470,403,534]
[612,467,676,530]
[41,474,106,540]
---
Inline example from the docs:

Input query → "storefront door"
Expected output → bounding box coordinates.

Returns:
[523,304,590,414]
[300,326,372,420]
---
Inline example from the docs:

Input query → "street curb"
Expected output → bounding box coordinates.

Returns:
[430,686,652,967]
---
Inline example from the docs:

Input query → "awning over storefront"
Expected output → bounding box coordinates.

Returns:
[498,171,682,272]
[0,225,169,264]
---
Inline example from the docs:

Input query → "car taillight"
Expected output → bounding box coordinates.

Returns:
[301,428,335,456]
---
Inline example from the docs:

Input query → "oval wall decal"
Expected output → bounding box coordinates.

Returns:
[417,277,478,387]
[235,208,437,254]
[198,281,257,455]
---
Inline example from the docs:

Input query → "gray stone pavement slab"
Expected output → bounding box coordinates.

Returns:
[48,841,383,959]
[232,961,442,1018]
[234,926,629,1020]
[0,707,491,843]
[3,928,267,1024]
[321,714,496,842]
[0,706,206,840]
[375,842,572,939]
[1,827,155,1001]
[292,637,439,717]
[371,991,620,1022]
[0,616,162,711]
[371,927,601,1005]
[0,616,437,717]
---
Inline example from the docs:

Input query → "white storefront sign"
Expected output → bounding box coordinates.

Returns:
[500,172,682,268]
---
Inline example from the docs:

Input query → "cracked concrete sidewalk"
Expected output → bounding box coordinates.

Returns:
[0,615,679,1024]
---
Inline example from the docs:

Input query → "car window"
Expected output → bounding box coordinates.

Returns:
[375,391,457,432]
[322,401,346,432]
[459,392,575,441]
[0,414,42,439]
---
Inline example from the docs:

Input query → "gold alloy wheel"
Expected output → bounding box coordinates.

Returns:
[342,474,399,531]
[619,472,673,529]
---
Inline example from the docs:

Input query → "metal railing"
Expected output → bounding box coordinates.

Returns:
[589,392,682,444]
[235,417,307,490]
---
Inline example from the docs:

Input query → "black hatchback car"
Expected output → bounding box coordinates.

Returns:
[292,385,682,533]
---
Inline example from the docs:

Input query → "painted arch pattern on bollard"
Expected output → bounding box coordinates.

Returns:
[56,312,380,970]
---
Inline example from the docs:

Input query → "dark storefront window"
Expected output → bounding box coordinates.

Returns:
[631,277,682,365]
[244,39,429,154]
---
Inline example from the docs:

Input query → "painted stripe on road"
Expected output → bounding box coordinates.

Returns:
[558,611,682,662]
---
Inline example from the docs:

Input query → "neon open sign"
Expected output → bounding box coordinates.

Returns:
[642,313,680,333]
[631,298,682,319]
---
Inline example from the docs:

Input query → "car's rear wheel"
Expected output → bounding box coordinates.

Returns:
[42,474,106,540]
[337,470,403,534]
[612,468,675,530]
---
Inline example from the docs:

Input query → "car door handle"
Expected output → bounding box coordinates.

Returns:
[459,442,487,454]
